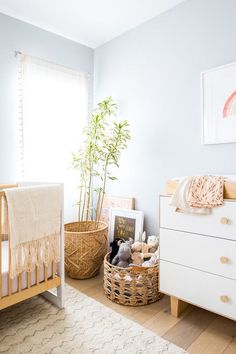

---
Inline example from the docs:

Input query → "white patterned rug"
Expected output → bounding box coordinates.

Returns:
[0,285,187,354]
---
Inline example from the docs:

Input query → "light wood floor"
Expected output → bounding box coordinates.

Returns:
[66,272,236,354]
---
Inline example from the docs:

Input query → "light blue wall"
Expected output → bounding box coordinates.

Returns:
[1,0,236,233]
[0,13,93,183]
[94,0,236,234]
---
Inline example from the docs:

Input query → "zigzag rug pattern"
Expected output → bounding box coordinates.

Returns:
[0,285,187,354]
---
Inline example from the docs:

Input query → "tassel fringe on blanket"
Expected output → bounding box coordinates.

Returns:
[10,233,60,279]
[188,175,224,209]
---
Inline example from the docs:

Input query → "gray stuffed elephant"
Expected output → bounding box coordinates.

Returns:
[111,242,131,268]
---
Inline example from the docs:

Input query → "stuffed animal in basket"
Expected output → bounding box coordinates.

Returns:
[112,242,131,268]
[131,241,149,254]
[142,248,159,267]
[130,251,142,266]
[147,235,159,253]
[110,238,124,263]
[141,236,159,259]
[129,241,149,266]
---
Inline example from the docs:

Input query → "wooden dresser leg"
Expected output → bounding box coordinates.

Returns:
[171,296,189,317]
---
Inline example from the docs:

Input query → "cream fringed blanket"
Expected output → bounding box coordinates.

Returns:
[4,185,62,279]
[1,196,8,238]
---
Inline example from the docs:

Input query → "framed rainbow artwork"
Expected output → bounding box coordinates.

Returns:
[202,61,236,144]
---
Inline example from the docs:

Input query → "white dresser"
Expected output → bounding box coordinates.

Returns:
[159,195,236,320]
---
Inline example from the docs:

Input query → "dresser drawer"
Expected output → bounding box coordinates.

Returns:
[160,196,236,240]
[160,260,236,320]
[160,228,236,280]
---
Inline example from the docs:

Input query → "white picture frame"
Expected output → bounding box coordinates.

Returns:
[202,61,236,144]
[109,208,144,243]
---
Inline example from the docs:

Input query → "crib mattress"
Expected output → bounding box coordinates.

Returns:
[1,241,52,297]
[166,175,236,199]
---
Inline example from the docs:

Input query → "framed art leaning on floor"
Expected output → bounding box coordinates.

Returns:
[202,61,236,144]
[109,208,144,243]
[100,195,135,226]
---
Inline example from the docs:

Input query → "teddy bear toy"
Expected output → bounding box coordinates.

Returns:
[130,238,159,264]
[128,241,149,266]
[129,251,142,266]
[131,241,149,254]
[112,242,131,268]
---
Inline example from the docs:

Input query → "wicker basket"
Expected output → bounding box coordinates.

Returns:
[64,221,108,279]
[104,253,160,306]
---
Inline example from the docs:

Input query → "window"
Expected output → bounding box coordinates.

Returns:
[18,54,89,219]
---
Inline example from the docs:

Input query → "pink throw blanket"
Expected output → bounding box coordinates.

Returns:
[188,175,224,209]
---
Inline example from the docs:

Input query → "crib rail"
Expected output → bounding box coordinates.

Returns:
[0,184,62,310]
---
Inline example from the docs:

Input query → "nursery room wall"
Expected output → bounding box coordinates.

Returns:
[94,0,236,234]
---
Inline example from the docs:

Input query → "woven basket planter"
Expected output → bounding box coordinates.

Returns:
[64,221,108,279]
[104,253,160,306]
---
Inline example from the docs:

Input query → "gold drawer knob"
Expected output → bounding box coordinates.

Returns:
[220,295,229,303]
[220,217,230,225]
[220,256,229,264]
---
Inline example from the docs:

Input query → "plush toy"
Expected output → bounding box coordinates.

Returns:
[147,235,159,253]
[129,241,149,266]
[141,252,154,260]
[131,241,149,254]
[140,236,159,259]
[112,242,132,268]
[141,231,146,242]
[130,251,143,266]
[109,238,124,263]
[142,248,159,267]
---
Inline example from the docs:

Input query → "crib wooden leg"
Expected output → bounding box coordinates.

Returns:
[171,296,189,317]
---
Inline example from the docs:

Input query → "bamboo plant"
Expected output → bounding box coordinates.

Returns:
[72,97,131,227]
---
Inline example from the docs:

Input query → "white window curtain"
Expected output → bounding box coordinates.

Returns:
[17,53,89,220]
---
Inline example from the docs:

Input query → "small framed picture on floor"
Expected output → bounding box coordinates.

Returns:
[109,208,144,243]
[100,195,135,226]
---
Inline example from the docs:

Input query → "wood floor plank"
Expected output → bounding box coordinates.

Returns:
[82,284,104,298]
[98,295,140,316]
[188,316,236,354]
[128,296,170,324]
[65,273,103,292]
[143,303,194,337]
[163,307,216,350]
[223,338,236,354]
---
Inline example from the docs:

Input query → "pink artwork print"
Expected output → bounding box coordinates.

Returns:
[223,90,236,118]
[100,195,135,226]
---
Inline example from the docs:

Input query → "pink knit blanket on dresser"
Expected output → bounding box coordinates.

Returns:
[188,175,224,209]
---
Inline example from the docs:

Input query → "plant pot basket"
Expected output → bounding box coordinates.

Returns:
[104,253,160,306]
[64,221,108,279]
